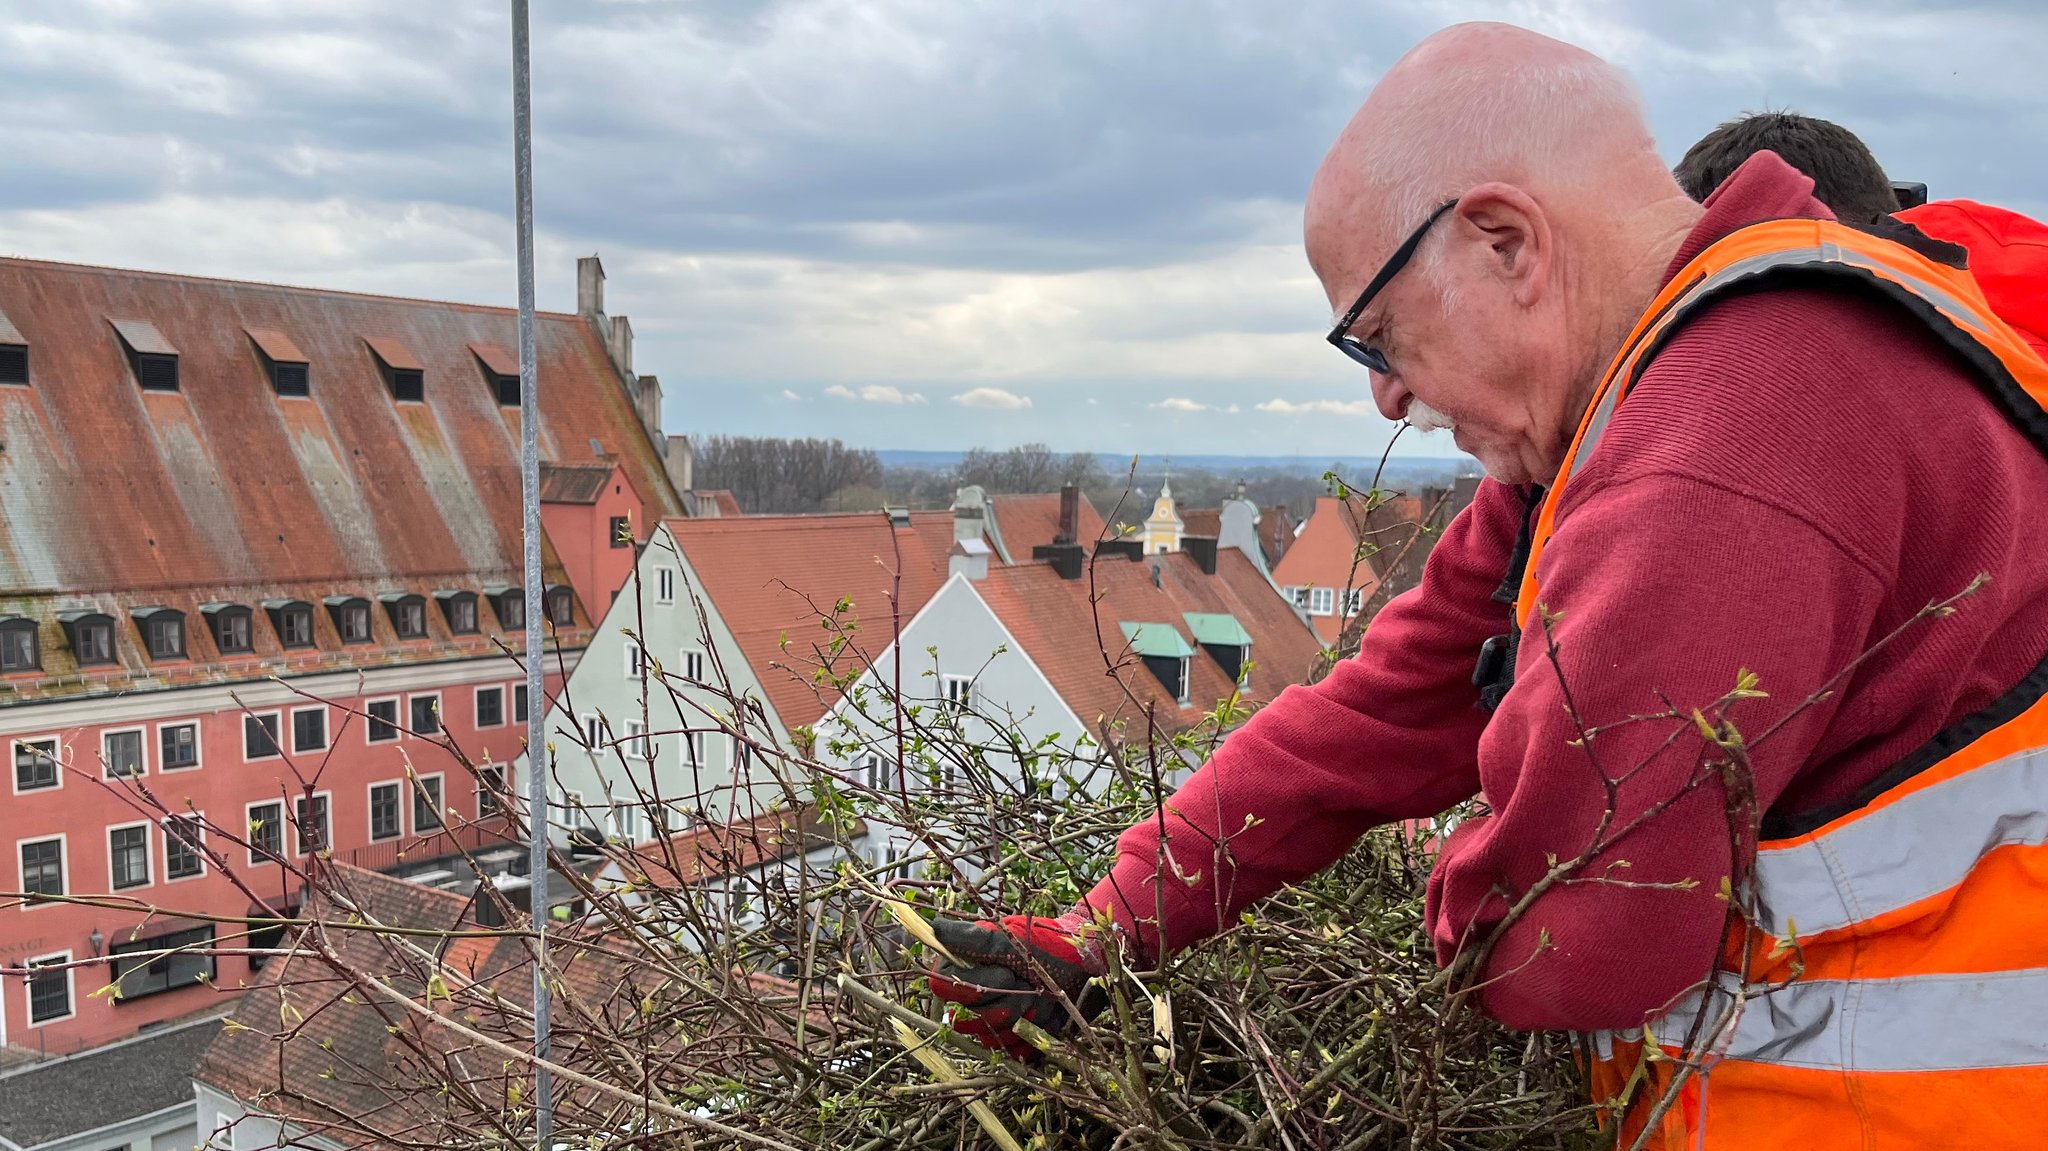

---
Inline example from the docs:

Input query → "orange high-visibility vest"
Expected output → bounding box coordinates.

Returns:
[1515,218,2048,1149]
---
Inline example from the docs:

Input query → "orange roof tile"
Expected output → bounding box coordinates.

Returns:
[988,491,1110,556]
[663,511,956,730]
[974,549,1323,741]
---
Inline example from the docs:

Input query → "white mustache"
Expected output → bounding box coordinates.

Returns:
[1404,400,1457,433]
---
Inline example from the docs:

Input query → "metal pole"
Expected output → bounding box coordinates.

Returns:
[510,1,553,1146]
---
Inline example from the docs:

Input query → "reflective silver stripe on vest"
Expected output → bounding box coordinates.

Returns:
[1750,744,2048,939]
[1646,967,2048,1072]
[1563,243,2000,485]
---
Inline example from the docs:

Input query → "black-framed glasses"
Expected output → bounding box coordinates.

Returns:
[1326,199,1457,374]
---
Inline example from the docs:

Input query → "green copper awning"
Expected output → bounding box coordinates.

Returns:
[1120,621,1194,659]
[1182,612,1252,647]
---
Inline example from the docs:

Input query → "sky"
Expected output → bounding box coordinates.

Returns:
[1,0,2042,459]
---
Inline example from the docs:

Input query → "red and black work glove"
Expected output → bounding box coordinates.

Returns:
[926,912,1107,1060]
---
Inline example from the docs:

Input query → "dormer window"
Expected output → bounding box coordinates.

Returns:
[1183,612,1253,687]
[434,589,479,635]
[469,343,521,407]
[323,596,372,644]
[110,319,179,392]
[131,607,187,661]
[263,600,315,649]
[59,611,116,666]
[382,593,428,640]
[201,603,255,655]
[485,586,525,630]
[544,586,575,627]
[1121,622,1195,707]
[247,328,310,397]
[0,306,26,386]
[365,337,424,403]
[0,617,39,672]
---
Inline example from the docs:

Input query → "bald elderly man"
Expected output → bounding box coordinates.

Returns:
[925,23,2048,1148]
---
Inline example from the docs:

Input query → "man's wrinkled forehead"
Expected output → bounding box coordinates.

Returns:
[1305,161,1399,303]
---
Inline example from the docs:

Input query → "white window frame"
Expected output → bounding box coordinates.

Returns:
[163,813,206,882]
[625,643,649,682]
[477,764,508,819]
[1308,586,1336,617]
[101,725,148,780]
[1342,587,1365,615]
[407,692,443,737]
[625,719,656,762]
[157,720,201,773]
[609,802,644,845]
[293,791,332,857]
[858,752,897,793]
[367,781,403,842]
[11,735,62,794]
[512,682,530,723]
[24,951,74,1027]
[680,647,705,683]
[411,773,445,835]
[364,696,401,744]
[940,674,973,713]
[107,819,154,891]
[654,566,676,605]
[474,684,506,729]
[581,713,605,751]
[243,710,284,762]
[16,833,66,907]
[683,729,707,768]
[246,799,285,866]
[289,705,329,754]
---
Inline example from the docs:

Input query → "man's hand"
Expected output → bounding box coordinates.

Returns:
[926,912,1106,1059]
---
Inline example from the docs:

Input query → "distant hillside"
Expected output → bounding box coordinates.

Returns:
[876,450,1477,488]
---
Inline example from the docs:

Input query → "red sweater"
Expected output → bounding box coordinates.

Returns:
[1081,152,2048,1032]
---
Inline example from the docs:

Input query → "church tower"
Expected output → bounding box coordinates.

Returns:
[1142,466,1184,554]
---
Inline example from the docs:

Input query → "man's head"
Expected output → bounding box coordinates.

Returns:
[1673,112,1898,224]
[1305,23,1701,484]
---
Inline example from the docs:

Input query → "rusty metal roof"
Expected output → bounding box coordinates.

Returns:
[108,316,177,355]
[0,256,682,701]
[245,325,308,363]
[538,463,613,505]
[363,335,422,372]
[469,340,519,377]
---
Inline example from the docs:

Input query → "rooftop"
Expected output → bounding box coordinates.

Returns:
[661,510,957,731]
[0,1012,226,1150]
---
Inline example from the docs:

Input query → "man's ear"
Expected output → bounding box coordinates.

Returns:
[1451,183,1550,306]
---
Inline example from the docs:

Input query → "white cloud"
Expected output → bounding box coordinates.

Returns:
[778,388,801,401]
[1257,397,1376,417]
[952,386,1033,410]
[824,384,859,400]
[1153,397,1210,412]
[859,384,927,405]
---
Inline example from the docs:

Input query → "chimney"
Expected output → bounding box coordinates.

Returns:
[1183,535,1219,576]
[1096,539,1144,563]
[577,255,606,317]
[949,538,991,581]
[632,373,664,443]
[664,434,695,496]
[952,485,990,546]
[1030,542,1085,580]
[606,314,634,377]
[1056,483,1080,545]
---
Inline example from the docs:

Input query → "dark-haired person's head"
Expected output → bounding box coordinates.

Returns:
[1675,111,1899,223]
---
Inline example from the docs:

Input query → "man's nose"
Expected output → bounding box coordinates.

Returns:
[1371,373,1410,422]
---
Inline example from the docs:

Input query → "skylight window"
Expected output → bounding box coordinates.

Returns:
[0,306,26,386]
[247,328,310,397]
[366,337,425,403]
[110,319,179,392]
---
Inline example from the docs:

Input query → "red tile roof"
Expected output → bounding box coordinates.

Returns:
[538,463,614,505]
[0,257,680,699]
[974,548,1323,741]
[988,491,1110,556]
[662,511,957,730]
[685,489,745,518]
[612,804,853,887]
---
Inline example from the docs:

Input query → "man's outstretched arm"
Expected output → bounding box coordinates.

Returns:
[1078,479,1528,963]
